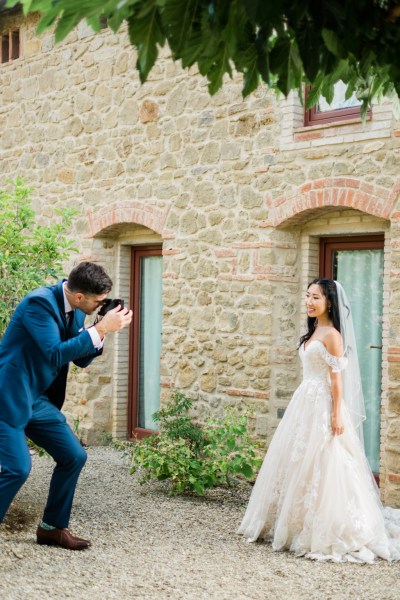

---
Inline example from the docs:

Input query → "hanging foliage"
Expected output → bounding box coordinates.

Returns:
[5,1,400,116]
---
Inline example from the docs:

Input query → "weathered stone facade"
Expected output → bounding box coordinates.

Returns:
[1,11,400,503]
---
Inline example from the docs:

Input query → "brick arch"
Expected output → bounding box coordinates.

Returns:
[87,200,171,237]
[264,177,400,228]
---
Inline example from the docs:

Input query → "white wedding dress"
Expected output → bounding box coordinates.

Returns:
[238,339,400,563]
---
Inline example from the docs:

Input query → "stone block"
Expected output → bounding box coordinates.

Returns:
[217,311,239,333]
[221,143,241,160]
[255,415,269,437]
[25,39,42,58]
[388,389,400,415]
[170,309,190,327]
[200,368,217,392]
[240,186,263,209]
[140,99,159,123]
[243,313,270,335]
[178,362,196,388]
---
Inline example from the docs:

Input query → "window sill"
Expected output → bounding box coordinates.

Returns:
[295,115,372,133]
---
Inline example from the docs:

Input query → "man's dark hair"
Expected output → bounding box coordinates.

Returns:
[67,262,112,295]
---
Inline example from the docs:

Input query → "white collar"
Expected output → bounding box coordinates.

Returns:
[62,281,72,313]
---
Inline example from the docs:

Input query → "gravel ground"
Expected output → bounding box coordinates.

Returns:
[1,446,400,600]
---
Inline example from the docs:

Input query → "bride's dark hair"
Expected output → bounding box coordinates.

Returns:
[298,278,341,348]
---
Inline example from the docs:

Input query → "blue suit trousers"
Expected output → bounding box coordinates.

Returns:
[0,396,87,528]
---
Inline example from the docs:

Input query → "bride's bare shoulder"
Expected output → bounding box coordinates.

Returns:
[324,327,343,357]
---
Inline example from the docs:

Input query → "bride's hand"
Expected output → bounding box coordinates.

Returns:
[331,414,344,436]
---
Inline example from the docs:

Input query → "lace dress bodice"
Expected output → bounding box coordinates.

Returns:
[301,339,348,383]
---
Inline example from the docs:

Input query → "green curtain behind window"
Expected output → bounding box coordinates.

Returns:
[138,255,163,430]
[335,249,384,473]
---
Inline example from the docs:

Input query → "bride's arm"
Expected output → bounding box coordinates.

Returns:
[326,331,344,436]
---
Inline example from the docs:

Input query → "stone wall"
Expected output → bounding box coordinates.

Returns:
[1,11,400,503]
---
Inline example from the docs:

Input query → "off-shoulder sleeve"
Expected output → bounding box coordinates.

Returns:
[320,345,348,373]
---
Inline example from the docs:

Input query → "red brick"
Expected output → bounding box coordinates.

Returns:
[162,249,180,255]
[360,182,375,194]
[312,179,326,189]
[345,179,361,189]
[274,194,285,207]
[226,388,269,399]
[294,131,323,141]
[232,242,272,248]
[345,189,355,206]
[332,178,347,187]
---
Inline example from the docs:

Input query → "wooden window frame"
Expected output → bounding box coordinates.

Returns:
[319,234,384,277]
[304,85,372,126]
[1,28,20,64]
[128,245,162,440]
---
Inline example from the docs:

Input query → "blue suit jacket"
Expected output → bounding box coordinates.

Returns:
[0,280,102,429]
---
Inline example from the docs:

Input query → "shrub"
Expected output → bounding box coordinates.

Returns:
[130,392,262,495]
[0,178,78,337]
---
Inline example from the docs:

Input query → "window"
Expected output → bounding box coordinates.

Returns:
[129,246,163,438]
[1,28,20,63]
[304,80,371,126]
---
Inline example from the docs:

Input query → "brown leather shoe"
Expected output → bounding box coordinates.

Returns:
[36,525,91,550]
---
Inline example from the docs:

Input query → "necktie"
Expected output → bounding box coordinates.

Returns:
[66,310,74,333]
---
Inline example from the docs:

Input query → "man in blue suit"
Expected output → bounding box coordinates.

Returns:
[0,261,132,549]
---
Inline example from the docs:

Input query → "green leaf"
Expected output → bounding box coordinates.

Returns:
[320,80,335,105]
[161,0,200,56]
[269,36,302,96]
[238,45,260,97]
[321,28,344,59]
[297,22,326,84]
[204,44,232,95]
[128,2,165,83]
[305,82,323,109]
[226,438,236,452]
[240,464,254,478]
[54,12,81,42]
[192,481,205,495]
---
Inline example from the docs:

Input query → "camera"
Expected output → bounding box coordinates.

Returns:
[97,298,124,316]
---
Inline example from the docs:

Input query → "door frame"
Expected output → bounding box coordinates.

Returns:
[128,245,162,440]
[319,234,384,277]
[319,233,384,483]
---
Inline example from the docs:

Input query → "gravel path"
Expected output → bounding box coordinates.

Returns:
[1,446,400,600]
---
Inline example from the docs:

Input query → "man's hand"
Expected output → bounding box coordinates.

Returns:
[94,305,132,338]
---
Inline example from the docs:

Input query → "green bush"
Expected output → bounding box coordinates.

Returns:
[0,178,78,337]
[130,392,262,495]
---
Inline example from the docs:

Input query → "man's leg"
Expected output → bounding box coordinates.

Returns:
[0,420,31,523]
[25,396,87,529]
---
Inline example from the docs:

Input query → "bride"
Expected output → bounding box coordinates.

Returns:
[238,279,400,562]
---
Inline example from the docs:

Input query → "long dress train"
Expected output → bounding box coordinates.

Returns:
[237,340,400,563]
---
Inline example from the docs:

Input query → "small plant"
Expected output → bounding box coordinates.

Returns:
[0,178,78,337]
[130,392,262,496]
[26,438,50,458]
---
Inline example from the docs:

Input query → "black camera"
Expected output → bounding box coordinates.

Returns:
[98,298,124,316]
